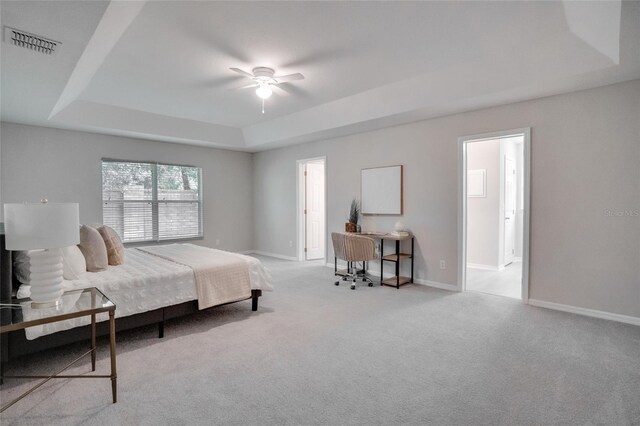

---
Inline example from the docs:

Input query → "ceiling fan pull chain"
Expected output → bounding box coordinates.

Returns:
[262,98,265,114]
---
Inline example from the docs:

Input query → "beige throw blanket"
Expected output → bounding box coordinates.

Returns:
[138,244,252,310]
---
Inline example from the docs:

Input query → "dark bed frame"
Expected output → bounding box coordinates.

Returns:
[0,234,261,361]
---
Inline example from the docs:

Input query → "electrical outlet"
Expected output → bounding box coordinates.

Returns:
[439,260,446,269]
[289,240,293,247]
[215,239,221,246]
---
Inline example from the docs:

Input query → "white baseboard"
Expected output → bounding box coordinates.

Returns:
[415,278,458,291]
[325,261,457,292]
[528,299,640,327]
[466,263,503,271]
[250,251,298,261]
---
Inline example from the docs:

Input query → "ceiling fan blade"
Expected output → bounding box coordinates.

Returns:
[230,67,254,79]
[229,83,259,91]
[274,73,304,83]
[272,84,289,95]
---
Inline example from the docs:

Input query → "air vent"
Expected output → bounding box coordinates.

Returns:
[4,26,60,55]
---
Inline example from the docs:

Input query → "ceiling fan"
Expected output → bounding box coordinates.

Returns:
[230,67,304,113]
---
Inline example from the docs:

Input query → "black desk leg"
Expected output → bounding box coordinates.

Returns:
[395,240,400,289]
[411,237,414,283]
[380,240,384,285]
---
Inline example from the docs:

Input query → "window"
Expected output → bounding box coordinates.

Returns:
[102,159,203,243]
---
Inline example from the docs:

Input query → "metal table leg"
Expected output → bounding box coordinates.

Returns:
[91,313,96,372]
[109,310,117,403]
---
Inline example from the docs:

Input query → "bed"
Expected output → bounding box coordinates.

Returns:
[0,241,272,359]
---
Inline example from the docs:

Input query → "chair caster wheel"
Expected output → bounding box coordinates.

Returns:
[350,285,356,290]
[368,283,373,287]
[362,278,367,282]
[335,281,340,286]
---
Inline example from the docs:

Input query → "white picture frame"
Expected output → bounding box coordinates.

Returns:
[361,165,403,215]
[467,169,486,197]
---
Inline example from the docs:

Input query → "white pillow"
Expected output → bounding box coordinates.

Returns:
[61,245,87,280]
[14,248,86,282]
[13,250,32,284]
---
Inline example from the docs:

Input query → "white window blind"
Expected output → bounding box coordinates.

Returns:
[102,160,203,243]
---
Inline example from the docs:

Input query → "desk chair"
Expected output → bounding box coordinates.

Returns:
[331,232,377,290]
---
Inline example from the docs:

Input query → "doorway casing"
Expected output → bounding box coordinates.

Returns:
[296,156,327,261]
[457,128,531,302]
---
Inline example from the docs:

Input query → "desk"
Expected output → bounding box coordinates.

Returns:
[0,287,117,413]
[362,233,414,288]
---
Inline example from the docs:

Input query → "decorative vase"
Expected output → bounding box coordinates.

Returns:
[345,222,358,233]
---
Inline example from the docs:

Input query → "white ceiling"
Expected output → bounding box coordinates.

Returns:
[2,1,639,152]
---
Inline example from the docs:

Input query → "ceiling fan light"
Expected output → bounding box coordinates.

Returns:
[256,84,272,99]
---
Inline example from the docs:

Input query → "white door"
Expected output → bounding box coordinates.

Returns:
[305,161,325,260]
[504,156,516,265]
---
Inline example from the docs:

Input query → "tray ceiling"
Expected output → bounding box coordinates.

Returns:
[2,1,639,151]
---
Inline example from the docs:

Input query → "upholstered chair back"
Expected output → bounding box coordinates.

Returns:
[344,233,377,262]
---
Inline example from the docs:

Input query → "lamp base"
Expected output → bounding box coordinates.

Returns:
[28,248,64,306]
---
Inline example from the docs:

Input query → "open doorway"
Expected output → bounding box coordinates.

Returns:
[297,157,326,261]
[458,129,530,301]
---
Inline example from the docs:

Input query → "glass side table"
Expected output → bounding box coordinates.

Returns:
[0,287,117,413]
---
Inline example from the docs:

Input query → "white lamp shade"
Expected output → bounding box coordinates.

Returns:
[4,202,80,250]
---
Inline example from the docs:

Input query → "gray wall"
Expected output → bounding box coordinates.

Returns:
[1,80,638,318]
[467,139,501,268]
[253,79,640,318]
[0,123,254,252]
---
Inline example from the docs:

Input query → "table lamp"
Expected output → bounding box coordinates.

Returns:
[4,200,79,308]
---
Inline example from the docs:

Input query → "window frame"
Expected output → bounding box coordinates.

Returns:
[101,158,204,245]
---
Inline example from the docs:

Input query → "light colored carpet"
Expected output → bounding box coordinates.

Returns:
[1,256,639,425]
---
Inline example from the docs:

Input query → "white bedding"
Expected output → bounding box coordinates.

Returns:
[17,245,272,339]
[139,244,252,309]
